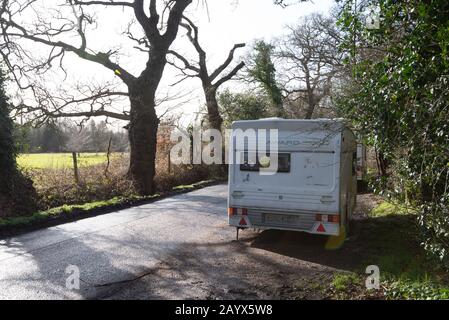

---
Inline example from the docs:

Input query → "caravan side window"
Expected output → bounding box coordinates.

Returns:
[240,153,291,173]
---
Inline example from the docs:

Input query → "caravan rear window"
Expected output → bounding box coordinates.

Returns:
[240,153,291,173]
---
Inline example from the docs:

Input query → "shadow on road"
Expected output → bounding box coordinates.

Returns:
[249,212,426,280]
[0,227,143,299]
[249,229,362,271]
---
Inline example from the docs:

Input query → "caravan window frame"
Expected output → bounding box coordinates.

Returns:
[239,152,291,173]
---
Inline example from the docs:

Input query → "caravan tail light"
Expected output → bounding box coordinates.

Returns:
[315,214,339,223]
[228,208,248,217]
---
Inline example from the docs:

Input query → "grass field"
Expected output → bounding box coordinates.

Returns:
[17,153,117,169]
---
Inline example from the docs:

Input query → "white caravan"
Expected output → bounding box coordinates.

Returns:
[228,118,357,237]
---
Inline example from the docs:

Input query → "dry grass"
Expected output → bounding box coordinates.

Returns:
[25,152,217,210]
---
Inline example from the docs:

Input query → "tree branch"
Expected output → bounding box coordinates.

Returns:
[213,61,245,88]
[162,0,192,47]
[71,0,134,7]
[0,14,136,86]
[210,43,245,81]
[18,87,131,122]
[167,50,200,73]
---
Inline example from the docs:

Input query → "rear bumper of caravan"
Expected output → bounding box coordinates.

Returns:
[228,208,340,236]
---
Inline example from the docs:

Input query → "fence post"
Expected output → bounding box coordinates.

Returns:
[104,136,113,176]
[168,150,171,174]
[72,152,79,184]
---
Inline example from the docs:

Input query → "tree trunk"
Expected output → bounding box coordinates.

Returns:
[205,86,223,131]
[204,85,227,176]
[305,94,316,119]
[378,151,389,178]
[305,73,315,119]
[128,100,159,195]
[127,52,165,195]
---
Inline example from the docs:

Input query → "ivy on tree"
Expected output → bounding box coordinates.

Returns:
[0,70,36,217]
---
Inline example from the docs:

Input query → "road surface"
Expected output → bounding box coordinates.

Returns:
[0,184,363,300]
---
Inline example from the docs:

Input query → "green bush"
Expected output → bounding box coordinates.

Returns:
[0,69,37,217]
[337,0,449,266]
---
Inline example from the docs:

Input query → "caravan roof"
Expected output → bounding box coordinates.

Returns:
[231,118,347,133]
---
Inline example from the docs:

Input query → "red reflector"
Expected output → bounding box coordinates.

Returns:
[328,215,340,223]
[242,208,248,215]
[239,217,247,226]
[315,214,322,221]
[317,224,326,232]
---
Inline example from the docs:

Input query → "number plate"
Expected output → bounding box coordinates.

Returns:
[264,213,298,224]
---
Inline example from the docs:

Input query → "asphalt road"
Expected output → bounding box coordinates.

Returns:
[0,184,355,300]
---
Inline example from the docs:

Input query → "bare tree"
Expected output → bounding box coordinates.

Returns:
[167,16,245,131]
[277,14,343,119]
[0,0,192,195]
[65,124,91,153]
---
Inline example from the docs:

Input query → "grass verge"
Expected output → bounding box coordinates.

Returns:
[330,199,449,300]
[0,195,158,228]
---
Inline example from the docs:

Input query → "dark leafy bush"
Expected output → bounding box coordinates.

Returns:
[0,69,37,217]
[337,0,449,265]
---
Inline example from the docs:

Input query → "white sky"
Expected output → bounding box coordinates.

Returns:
[9,0,335,128]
